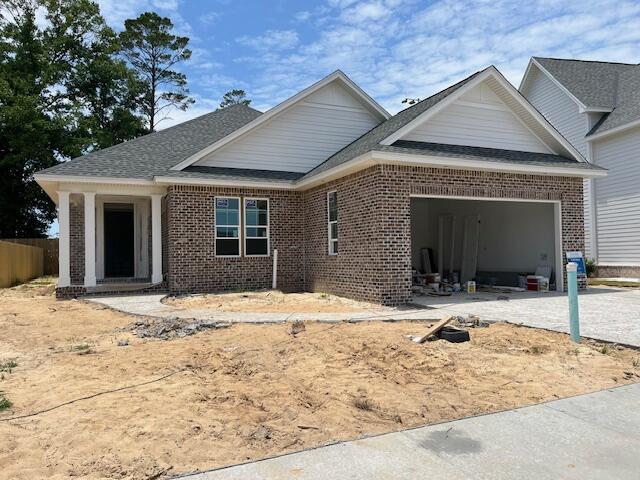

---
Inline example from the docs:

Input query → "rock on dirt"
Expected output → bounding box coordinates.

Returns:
[122,317,230,340]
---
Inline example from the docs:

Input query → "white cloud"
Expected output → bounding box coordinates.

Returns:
[235,0,640,114]
[237,29,300,51]
[200,11,221,25]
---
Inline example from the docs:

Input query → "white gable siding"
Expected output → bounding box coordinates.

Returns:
[400,83,551,153]
[195,82,380,173]
[523,66,596,257]
[592,128,640,265]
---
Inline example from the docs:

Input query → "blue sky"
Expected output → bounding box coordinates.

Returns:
[96,0,640,128]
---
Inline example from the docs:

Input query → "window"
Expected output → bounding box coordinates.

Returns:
[215,197,240,256]
[327,191,338,255]
[244,198,269,256]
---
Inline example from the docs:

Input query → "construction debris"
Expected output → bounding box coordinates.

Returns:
[412,315,455,343]
[122,317,230,340]
[437,326,471,343]
[455,314,489,328]
[288,320,306,335]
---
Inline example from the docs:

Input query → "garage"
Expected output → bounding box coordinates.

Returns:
[410,196,563,292]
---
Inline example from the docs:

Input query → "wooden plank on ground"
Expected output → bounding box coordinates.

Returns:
[414,314,455,344]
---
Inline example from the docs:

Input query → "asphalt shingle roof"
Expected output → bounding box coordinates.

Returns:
[534,57,637,109]
[38,67,597,185]
[380,141,604,171]
[534,57,640,136]
[37,104,263,179]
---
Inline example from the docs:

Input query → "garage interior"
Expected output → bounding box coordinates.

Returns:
[410,197,560,291]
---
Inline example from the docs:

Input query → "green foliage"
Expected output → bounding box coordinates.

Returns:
[219,89,251,109]
[0,392,11,411]
[0,1,185,236]
[0,360,18,373]
[585,258,597,278]
[119,12,194,130]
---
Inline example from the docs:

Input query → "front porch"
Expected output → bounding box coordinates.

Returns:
[56,188,166,293]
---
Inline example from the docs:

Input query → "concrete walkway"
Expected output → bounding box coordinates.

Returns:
[181,384,640,480]
[89,287,640,346]
[412,286,640,347]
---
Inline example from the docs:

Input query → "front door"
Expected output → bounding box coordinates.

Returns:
[104,204,135,278]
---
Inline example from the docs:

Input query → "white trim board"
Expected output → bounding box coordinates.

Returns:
[410,193,564,291]
[170,70,390,172]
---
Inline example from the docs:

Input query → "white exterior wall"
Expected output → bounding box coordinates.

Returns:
[591,128,640,266]
[195,82,381,173]
[523,66,596,258]
[401,83,551,153]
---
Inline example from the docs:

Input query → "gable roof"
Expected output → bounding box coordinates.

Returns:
[169,70,390,172]
[36,104,262,180]
[301,65,585,181]
[521,57,640,138]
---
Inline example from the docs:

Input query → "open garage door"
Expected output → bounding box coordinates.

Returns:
[410,196,562,291]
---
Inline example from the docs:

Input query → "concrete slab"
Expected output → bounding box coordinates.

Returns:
[181,384,640,480]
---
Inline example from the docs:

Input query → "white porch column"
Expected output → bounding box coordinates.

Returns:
[83,192,97,287]
[151,194,163,284]
[57,191,71,287]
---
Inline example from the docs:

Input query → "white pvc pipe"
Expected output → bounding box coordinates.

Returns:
[272,248,278,289]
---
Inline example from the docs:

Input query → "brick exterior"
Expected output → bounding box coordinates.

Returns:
[70,195,85,285]
[303,165,584,305]
[60,165,585,306]
[596,266,640,278]
[166,185,304,294]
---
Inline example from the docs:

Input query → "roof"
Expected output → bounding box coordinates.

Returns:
[529,57,640,137]
[299,70,483,180]
[37,67,601,187]
[379,141,604,172]
[532,57,637,110]
[37,104,263,180]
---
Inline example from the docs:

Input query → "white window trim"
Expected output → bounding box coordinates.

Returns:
[327,191,338,256]
[214,196,242,258]
[244,197,270,257]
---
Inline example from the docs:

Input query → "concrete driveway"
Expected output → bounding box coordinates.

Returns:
[410,286,640,347]
[181,384,640,480]
[89,286,640,346]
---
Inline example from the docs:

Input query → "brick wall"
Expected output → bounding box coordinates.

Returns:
[596,266,640,278]
[303,165,584,305]
[166,185,304,294]
[69,195,85,285]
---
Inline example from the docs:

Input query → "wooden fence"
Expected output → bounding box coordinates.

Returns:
[1,238,58,275]
[0,240,44,287]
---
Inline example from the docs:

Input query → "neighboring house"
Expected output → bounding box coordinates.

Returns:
[35,66,604,305]
[520,57,640,277]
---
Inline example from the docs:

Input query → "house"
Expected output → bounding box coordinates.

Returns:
[520,57,640,278]
[34,66,605,305]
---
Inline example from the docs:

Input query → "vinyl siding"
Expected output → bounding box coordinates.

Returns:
[523,66,594,257]
[195,82,381,173]
[401,82,551,154]
[592,128,640,265]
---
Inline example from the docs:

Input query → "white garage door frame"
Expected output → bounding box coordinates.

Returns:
[409,194,564,291]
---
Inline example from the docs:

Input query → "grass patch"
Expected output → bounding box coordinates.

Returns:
[0,392,11,411]
[0,360,17,373]
[71,344,94,355]
[599,344,612,355]
[589,279,640,288]
[353,397,375,411]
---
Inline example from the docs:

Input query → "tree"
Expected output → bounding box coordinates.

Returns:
[119,12,194,131]
[219,89,251,109]
[69,28,147,150]
[0,0,106,237]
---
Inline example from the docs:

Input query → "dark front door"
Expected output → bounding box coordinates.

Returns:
[104,204,134,278]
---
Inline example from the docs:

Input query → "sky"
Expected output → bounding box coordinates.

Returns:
[96,0,640,128]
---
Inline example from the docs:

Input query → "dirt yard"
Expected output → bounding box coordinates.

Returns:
[1,278,639,479]
[164,290,385,313]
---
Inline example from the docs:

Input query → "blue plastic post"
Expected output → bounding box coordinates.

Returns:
[566,262,580,343]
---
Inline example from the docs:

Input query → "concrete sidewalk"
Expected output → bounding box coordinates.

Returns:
[181,383,640,480]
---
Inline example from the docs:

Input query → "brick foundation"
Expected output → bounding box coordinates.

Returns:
[596,266,640,278]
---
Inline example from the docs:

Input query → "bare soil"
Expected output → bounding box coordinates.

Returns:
[164,290,386,313]
[1,278,639,479]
